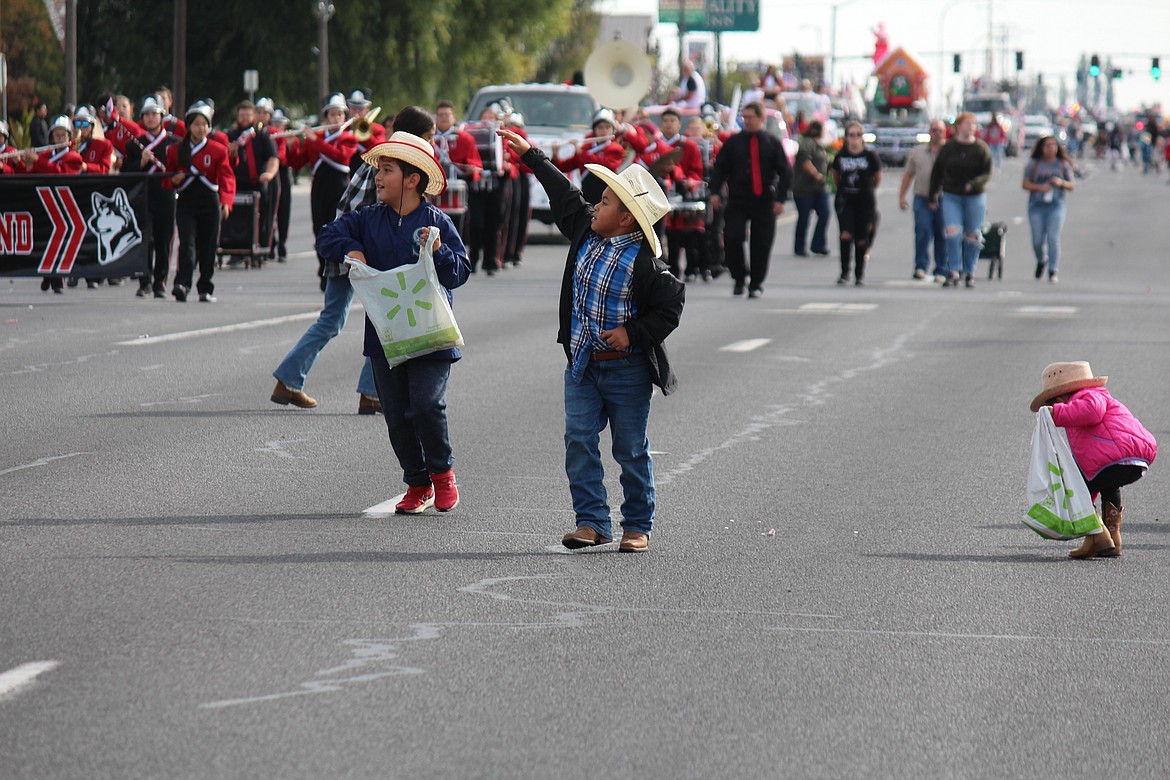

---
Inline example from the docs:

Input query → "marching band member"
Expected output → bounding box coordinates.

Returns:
[433,100,482,184]
[124,95,180,298]
[24,116,83,292]
[466,103,511,275]
[648,108,705,281]
[0,122,17,175]
[502,111,531,267]
[155,87,187,138]
[267,106,295,262]
[227,100,280,257]
[554,108,626,204]
[73,105,114,174]
[164,102,236,303]
[289,92,356,288]
[346,88,386,172]
[95,92,142,169]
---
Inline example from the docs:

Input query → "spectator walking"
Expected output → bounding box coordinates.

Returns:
[1022,135,1076,283]
[708,102,792,298]
[929,112,992,288]
[830,120,882,286]
[791,121,830,258]
[898,119,948,280]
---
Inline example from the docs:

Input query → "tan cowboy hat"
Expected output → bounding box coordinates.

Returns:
[360,131,447,197]
[1030,361,1108,412]
[583,162,671,258]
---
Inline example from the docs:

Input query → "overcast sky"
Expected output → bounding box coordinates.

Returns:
[597,0,1169,112]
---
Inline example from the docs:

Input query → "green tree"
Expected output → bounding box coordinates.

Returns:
[0,0,65,119]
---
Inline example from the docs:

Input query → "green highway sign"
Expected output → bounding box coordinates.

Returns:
[659,0,759,32]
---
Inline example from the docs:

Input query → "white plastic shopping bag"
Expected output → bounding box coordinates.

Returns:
[1023,406,1102,539]
[344,232,463,368]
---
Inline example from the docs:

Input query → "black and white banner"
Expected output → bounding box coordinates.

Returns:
[0,174,153,279]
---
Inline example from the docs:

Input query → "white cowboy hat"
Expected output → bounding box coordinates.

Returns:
[583,162,670,258]
[1029,361,1108,412]
[360,131,448,197]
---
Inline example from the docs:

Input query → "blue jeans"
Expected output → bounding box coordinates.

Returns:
[793,193,830,254]
[371,355,453,486]
[564,356,655,537]
[273,275,377,396]
[912,195,946,274]
[1028,199,1067,274]
[940,192,986,277]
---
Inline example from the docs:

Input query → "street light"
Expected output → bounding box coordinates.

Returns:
[315,1,335,105]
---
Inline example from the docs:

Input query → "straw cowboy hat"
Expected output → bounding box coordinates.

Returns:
[584,162,671,258]
[1030,361,1108,412]
[360,131,447,197]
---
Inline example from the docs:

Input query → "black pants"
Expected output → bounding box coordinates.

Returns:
[468,181,505,273]
[836,194,878,281]
[723,197,777,290]
[311,166,350,276]
[260,177,279,251]
[666,228,704,279]
[504,175,530,264]
[175,188,221,295]
[1085,464,1145,508]
[142,191,176,291]
[275,166,292,257]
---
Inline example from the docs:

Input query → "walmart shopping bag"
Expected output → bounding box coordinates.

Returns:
[344,234,463,368]
[1023,407,1102,539]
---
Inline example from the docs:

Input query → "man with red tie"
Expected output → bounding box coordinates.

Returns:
[708,102,792,298]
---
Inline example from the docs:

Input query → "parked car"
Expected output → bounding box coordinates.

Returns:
[862,105,932,167]
[464,83,599,224]
[964,92,1019,156]
[1021,114,1054,149]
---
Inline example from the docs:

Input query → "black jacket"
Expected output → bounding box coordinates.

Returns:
[709,130,792,203]
[522,147,685,395]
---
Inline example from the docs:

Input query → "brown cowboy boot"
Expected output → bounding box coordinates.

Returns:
[1068,528,1116,559]
[1100,501,1123,557]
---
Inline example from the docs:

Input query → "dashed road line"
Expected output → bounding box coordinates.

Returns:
[1015,305,1078,317]
[0,452,91,477]
[0,661,60,699]
[795,302,878,313]
[720,338,772,352]
[114,311,325,346]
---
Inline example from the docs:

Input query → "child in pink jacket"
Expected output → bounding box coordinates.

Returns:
[1030,361,1157,559]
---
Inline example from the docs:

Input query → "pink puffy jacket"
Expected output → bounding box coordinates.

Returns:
[1052,386,1157,481]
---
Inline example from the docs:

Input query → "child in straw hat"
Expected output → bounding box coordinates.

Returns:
[498,126,685,554]
[317,132,471,515]
[1030,361,1157,558]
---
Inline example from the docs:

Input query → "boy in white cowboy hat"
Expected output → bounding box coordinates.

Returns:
[1030,361,1157,559]
[498,126,685,554]
[317,132,471,515]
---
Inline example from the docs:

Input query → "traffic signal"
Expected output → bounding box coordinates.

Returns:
[1089,54,1100,77]
[1154,57,1162,81]
[1015,51,1024,71]
[1112,67,1123,80]
[953,54,961,73]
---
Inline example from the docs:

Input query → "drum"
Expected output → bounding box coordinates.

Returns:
[435,179,467,215]
[667,181,707,232]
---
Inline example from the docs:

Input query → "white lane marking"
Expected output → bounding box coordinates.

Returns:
[1016,305,1078,317]
[796,302,878,313]
[720,338,772,353]
[364,495,406,516]
[114,311,323,346]
[0,452,91,477]
[256,438,310,460]
[140,393,223,408]
[0,661,60,698]
[766,625,1170,647]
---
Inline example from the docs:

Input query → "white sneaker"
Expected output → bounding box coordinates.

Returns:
[199,293,217,303]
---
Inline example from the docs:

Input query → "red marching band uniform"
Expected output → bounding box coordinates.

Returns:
[0,121,19,174]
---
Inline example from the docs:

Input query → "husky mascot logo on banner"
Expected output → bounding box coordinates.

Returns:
[86,189,143,265]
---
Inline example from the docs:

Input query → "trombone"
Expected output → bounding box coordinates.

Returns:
[270,117,355,139]
[352,106,382,143]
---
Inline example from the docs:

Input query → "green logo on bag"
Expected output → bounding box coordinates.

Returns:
[381,271,434,328]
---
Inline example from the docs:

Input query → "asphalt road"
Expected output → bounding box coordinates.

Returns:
[2,157,1168,779]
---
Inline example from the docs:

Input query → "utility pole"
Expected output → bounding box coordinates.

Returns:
[677,0,687,78]
[173,0,187,113]
[315,2,335,105]
[65,0,76,108]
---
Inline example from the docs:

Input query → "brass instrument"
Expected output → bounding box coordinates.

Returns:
[352,106,382,143]
[584,40,652,114]
[270,117,355,139]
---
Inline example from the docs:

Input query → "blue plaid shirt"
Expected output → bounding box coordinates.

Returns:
[569,230,644,380]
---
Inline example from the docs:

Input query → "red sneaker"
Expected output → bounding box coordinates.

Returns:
[395,484,434,514]
[430,469,459,512]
